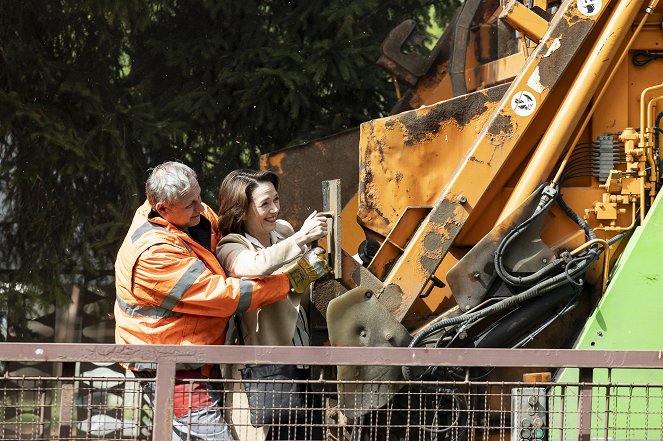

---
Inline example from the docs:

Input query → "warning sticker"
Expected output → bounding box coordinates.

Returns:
[577,0,601,16]
[511,91,537,117]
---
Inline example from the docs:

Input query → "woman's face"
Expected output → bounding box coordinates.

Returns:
[245,181,280,239]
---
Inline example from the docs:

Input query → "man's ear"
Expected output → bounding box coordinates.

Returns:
[155,202,168,217]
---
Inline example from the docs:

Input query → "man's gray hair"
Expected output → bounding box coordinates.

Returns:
[145,161,198,206]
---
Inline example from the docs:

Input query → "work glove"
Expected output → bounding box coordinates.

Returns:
[284,247,331,293]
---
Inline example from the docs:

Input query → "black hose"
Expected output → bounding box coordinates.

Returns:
[557,191,597,241]
[608,222,637,245]
[493,190,558,287]
[404,185,607,380]
[470,285,576,349]
[403,247,598,380]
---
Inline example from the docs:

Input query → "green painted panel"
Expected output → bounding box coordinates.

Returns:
[552,190,663,439]
[565,187,663,351]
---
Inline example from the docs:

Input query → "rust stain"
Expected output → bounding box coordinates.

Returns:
[486,84,509,102]
[429,199,458,225]
[261,151,285,175]
[376,137,386,164]
[418,199,463,274]
[539,16,593,88]
[487,113,513,136]
[378,284,404,311]
[388,87,504,146]
[359,161,391,227]
[423,231,444,253]
[420,255,442,275]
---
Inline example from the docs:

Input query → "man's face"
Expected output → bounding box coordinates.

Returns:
[156,181,204,229]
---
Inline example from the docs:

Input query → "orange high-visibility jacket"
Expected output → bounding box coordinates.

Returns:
[114,201,290,371]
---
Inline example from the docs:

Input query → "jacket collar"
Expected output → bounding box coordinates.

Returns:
[147,208,213,251]
[244,227,287,249]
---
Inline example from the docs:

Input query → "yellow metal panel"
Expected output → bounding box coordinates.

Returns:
[500,0,549,42]
[358,84,509,237]
[376,0,618,320]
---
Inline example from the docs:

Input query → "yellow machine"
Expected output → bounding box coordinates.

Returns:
[262,0,663,430]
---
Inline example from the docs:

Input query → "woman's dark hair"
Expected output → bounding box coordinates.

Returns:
[217,169,280,235]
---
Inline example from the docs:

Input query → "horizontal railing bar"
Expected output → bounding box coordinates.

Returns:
[4,377,662,389]
[2,343,663,368]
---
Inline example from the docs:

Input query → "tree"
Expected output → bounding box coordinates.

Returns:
[0,0,461,328]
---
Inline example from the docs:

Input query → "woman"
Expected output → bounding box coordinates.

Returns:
[216,169,328,440]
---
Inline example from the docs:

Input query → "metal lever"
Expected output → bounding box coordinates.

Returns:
[322,180,342,279]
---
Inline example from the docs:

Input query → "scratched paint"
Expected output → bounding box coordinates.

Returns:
[527,67,545,94]
[417,199,462,274]
[538,18,594,88]
[389,85,509,146]
[358,85,508,236]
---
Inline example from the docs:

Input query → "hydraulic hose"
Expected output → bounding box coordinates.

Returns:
[494,190,559,287]
[470,286,577,349]
[404,186,610,380]
[557,191,597,240]
[403,247,599,380]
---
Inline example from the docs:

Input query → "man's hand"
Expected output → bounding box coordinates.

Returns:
[284,247,331,293]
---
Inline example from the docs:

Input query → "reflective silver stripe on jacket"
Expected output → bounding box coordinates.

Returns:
[235,280,253,314]
[131,221,167,243]
[115,296,182,319]
[161,260,206,311]
[124,362,206,371]
[125,362,158,371]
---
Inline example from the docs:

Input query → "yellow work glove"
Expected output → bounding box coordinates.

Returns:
[284,247,331,293]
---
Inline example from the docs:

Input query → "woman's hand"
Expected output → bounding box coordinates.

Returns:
[293,211,329,248]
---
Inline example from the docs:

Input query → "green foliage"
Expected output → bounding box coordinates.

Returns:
[0,0,461,320]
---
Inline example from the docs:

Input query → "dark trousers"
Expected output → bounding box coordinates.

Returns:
[267,388,324,441]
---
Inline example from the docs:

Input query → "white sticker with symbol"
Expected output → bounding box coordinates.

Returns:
[578,0,601,16]
[511,91,537,117]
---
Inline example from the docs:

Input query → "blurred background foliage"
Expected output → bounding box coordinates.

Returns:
[0,0,461,329]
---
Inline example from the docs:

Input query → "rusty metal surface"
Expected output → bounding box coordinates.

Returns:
[358,83,510,238]
[364,0,616,321]
[446,185,545,311]
[153,362,176,441]
[321,179,343,279]
[501,0,647,217]
[260,128,364,256]
[390,0,522,111]
[3,343,663,368]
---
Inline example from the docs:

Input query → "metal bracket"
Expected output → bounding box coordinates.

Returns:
[376,19,440,86]
[499,0,549,43]
[322,179,342,279]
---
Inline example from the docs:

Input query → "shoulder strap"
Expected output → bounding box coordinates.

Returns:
[233,314,245,345]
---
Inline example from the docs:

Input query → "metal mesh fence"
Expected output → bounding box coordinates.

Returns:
[0,373,150,440]
[3,368,663,440]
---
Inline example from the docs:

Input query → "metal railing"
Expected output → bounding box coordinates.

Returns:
[2,343,663,440]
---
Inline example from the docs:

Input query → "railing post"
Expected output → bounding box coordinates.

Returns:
[152,361,176,441]
[57,361,76,439]
[577,368,593,441]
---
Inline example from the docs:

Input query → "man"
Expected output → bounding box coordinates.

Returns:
[114,161,329,440]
